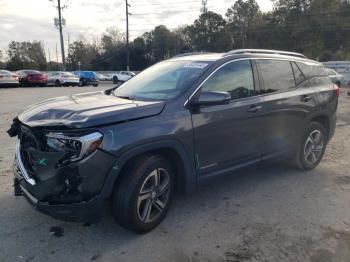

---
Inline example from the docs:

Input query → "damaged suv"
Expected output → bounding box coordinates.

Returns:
[8,49,338,233]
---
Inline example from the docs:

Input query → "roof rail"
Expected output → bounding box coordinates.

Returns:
[172,52,213,58]
[224,49,306,59]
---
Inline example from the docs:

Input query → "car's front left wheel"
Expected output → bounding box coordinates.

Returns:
[112,155,174,234]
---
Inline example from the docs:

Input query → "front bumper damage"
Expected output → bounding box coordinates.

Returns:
[13,133,117,223]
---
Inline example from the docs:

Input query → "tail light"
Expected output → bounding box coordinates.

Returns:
[0,76,3,79]
[334,84,340,97]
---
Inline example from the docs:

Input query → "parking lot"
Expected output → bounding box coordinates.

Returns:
[0,83,350,262]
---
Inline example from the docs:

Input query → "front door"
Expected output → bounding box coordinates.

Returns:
[190,59,264,178]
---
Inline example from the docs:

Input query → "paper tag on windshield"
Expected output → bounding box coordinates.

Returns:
[184,63,208,69]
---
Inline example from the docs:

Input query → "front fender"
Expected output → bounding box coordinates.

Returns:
[100,139,197,198]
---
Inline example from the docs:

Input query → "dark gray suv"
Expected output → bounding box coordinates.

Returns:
[8,49,338,233]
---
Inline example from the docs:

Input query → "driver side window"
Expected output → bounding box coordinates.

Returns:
[201,60,255,100]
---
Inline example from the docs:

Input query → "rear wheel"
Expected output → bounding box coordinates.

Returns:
[295,122,327,170]
[93,84,98,87]
[55,80,61,87]
[112,155,174,234]
[79,79,84,87]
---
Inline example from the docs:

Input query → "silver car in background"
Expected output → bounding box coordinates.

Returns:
[47,71,80,87]
[0,70,19,87]
[325,68,345,87]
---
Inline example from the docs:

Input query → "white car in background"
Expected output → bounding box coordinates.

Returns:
[111,71,135,83]
[0,70,19,87]
[47,71,80,87]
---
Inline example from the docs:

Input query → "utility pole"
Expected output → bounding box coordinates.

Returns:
[200,0,208,13]
[56,43,59,71]
[48,48,51,71]
[126,0,131,71]
[57,0,66,71]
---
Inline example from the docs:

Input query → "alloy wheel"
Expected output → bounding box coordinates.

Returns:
[137,168,171,224]
[303,129,324,165]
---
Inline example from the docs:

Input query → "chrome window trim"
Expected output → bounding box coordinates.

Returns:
[184,57,320,107]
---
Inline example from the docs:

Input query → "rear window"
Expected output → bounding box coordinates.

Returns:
[23,70,40,74]
[62,72,75,77]
[296,62,328,79]
[257,60,295,94]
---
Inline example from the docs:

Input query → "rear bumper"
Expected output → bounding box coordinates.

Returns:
[0,82,19,86]
[29,80,48,84]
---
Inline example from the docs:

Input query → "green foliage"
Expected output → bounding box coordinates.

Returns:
[6,41,47,71]
[2,0,350,71]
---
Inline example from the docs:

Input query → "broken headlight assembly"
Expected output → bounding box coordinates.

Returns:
[46,132,103,162]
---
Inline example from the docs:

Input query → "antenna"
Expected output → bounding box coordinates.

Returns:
[200,0,208,13]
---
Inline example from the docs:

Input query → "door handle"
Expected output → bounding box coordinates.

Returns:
[247,105,263,113]
[301,95,312,102]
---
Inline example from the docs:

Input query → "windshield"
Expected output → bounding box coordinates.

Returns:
[113,60,211,101]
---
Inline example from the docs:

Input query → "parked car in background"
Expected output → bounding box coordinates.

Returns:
[96,73,106,81]
[16,70,48,87]
[323,61,350,86]
[47,71,80,87]
[73,71,99,87]
[9,49,338,234]
[0,70,19,87]
[111,71,135,83]
[104,74,113,81]
[325,68,344,88]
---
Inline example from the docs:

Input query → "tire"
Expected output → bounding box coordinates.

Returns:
[113,76,119,84]
[55,80,61,87]
[93,84,98,87]
[112,155,175,234]
[79,79,84,87]
[294,122,327,170]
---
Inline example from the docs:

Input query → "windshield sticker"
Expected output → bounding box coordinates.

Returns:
[184,63,208,69]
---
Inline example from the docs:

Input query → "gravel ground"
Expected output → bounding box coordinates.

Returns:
[0,84,350,262]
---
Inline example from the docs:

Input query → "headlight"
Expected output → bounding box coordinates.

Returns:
[46,132,103,162]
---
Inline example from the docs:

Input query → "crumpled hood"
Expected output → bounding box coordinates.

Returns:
[18,91,165,128]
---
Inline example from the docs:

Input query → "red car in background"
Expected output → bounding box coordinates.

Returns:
[16,70,48,87]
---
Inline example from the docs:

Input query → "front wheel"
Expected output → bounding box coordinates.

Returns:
[113,76,119,84]
[295,122,327,170]
[112,155,174,234]
[79,79,84,87]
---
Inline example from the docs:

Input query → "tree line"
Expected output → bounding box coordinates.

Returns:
[1,0,350,71]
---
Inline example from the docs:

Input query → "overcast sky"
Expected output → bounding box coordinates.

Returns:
[0,0,273,61]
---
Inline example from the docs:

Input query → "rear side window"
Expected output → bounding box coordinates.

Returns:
[257,60,295,94]
[291,62,306,85]
[296,62,328,79]
[201,60,256,100]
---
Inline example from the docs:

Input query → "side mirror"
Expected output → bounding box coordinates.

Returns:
[190,91,231,107]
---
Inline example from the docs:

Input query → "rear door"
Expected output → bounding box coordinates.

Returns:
[256,59,318,160]
[191,59,264,178]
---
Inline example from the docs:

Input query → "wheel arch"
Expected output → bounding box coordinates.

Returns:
[310,114,330,141]
[101,140,197,198]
